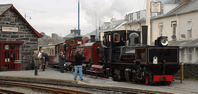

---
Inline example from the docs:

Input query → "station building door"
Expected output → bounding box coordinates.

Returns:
[0,41,24,71]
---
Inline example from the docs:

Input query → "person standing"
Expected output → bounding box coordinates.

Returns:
[38,51,43,71]
[59,52,65,73]
[34,51,41,76]
[32,50,35,70]
[101,36,108,62]
[74,51,85,81]
[44,53,49,69]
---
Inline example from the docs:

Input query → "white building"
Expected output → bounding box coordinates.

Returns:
[151,0,198,63]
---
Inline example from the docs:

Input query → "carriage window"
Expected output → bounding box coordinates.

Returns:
[70,40,74,45]
[113,33,120,43]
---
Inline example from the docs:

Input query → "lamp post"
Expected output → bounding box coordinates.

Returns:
[24,14,31,20]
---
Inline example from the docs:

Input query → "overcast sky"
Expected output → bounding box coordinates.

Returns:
[2,0,147,37]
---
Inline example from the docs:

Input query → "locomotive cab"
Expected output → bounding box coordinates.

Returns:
[99,30,140,62]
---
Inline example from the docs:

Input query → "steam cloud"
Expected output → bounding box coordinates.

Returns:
[81,0,135,27]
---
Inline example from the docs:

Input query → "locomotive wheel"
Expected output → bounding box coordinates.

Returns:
[119,70,126,81]
[111,68,118,81]
[145,75,149,85]
[125,69,132,81]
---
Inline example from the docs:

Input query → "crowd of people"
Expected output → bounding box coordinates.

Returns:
[32,50,85,81]
[32,50,49,76]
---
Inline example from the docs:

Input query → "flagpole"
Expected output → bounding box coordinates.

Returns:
[78,0,80,36]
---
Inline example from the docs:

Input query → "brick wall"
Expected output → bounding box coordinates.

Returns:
[0,9,38,70]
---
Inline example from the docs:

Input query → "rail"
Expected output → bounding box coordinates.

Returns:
[0,88,25,94]
[0,81,91,94]
[0,76,171,94]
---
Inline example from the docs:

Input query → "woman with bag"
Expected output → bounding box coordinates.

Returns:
[34,51,41,76]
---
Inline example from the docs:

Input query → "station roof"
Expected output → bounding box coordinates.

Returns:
[0,4,43,38]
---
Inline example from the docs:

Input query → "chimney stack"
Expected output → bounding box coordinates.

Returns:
[90,35,95,42]
[142,26,148,45]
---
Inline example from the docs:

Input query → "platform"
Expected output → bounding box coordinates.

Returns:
[0,68,198,94]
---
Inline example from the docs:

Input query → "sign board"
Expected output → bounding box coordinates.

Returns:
[2,27,18,32]
[151,2,161,13]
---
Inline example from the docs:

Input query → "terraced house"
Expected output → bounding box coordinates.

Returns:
[0,4,43,71]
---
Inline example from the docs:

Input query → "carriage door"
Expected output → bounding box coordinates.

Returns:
[4,44,20,71]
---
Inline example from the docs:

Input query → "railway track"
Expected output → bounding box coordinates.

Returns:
[0,88,25,94]
[0,81,91,94]
[0,76,171,94]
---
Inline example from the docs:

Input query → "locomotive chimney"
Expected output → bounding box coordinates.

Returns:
[90,35,95,42]
[142,26,148,45]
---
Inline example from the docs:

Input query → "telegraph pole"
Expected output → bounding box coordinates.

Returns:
[146,0,150,45]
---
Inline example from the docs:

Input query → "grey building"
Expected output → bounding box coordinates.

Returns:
[0,4,43,71]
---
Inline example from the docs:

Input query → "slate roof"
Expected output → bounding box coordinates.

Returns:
[105,19,126,30]
[169,38,198,48]
[124,0,198,25]
[85,19,126,38]
[0,4,43,38]
[156,0,197,19]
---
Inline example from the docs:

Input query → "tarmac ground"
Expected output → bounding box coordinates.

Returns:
[0,68,198,94]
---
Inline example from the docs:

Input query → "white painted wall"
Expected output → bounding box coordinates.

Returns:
[151,16,179,42]
[140,10,146,19]
[133,12,137,21]
[178,12,198,40]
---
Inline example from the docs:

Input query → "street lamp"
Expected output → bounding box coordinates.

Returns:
[24,14,31,20]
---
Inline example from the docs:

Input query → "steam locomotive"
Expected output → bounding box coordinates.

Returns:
[54,26,180,85]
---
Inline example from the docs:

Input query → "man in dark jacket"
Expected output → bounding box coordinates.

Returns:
[101,36,108,62]
[74,51,85,81]
[44,53,49,69]
[59,52,65,73]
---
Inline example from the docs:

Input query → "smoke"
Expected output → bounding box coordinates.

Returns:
[81,0,135,27]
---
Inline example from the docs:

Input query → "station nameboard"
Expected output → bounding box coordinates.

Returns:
[151,2,161,13]
[2,27,18,32]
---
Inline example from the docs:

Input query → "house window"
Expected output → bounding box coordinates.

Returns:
[187,21,192,39]
[188,30,192,39]
[159,24,163,36]
[172,24,176,35]
[137,12,140,19]
[189,48,193,62]
[130,15,133,21]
